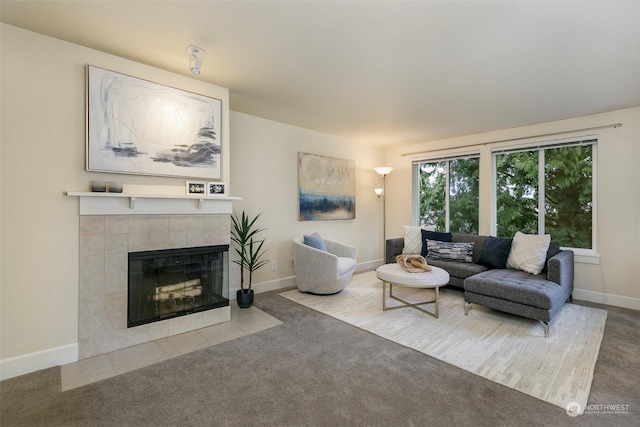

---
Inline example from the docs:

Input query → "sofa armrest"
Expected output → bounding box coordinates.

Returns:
[547,250,574,294]
[386,238,405,264]
[324,238,357,260]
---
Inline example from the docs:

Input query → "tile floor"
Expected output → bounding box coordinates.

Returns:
[61,303,282,391]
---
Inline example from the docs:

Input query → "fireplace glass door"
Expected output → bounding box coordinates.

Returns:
[128,245,229,327]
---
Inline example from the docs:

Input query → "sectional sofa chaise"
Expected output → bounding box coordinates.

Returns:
[386,231,574,337]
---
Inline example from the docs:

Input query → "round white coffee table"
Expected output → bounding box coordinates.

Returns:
[375,263,450,318]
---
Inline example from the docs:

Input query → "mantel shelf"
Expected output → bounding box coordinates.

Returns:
[66,192,241,215]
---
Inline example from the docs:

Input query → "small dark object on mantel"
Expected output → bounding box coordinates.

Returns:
[108,182,123,193]
[90,180,106,192]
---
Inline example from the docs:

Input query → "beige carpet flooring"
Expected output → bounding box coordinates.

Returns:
[281,270,607,411]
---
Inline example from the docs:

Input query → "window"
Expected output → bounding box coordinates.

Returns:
[414,156,479,233]
[493,139,595,250]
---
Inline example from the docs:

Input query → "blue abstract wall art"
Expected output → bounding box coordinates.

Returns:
[298,152,355,221]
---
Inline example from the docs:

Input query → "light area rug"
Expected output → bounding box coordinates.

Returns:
[281,271,607,410]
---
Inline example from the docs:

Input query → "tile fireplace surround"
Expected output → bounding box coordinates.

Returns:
[78,214,231,360]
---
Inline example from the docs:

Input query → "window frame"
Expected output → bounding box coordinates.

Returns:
[412,152,480,233]
[491,136,598,257]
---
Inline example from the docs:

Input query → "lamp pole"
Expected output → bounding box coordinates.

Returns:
[374,167,393,263]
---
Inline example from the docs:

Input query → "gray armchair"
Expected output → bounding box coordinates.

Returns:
[292,236,357,294]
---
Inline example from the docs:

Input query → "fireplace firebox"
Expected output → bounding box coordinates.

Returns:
[128,245,229,327]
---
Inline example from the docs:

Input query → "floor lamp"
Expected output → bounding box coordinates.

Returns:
[374,166,393,263]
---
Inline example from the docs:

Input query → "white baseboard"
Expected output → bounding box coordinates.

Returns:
[0,343,78,381]
[573,289,640,311]
[356,259,383,273]
[229,275,297,298]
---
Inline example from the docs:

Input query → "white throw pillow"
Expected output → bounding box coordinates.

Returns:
[402,225,423,254]
[506,231,551,275]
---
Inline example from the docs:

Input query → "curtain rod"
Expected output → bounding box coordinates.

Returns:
[401,123,622,157]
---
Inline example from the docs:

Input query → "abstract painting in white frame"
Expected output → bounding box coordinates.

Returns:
[87,66,222,179]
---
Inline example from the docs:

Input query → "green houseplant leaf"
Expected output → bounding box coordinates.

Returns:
[230,210,268,292]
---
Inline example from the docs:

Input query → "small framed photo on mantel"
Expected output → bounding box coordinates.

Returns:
[207,182,227,196]
[186,181,206,195]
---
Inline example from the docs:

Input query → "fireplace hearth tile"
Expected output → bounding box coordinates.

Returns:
[197,322,247,345]
[79,314,103,340]
[79,275,104,298]
[187,230,205,246]
[231,304,284,333]
[157,331,209,358]
[127,232,150,252]
[79,293,104,319]
[187,215,204,231]
[79,255,104,277]
[105,234,128,254]
[149,215,169,233]
[61,354,114,391]
[108,341,167,375]
[169,215,188,232]
[105,253,127,276]
[168,231,188,248]
[78,335,104,359]
[105,216,128,235]
[80,216,105,236]
[104,268,126,294]
[64,305,281,390]
[80,234,105,256]
[149,232,170,250]
[128,215,150,233]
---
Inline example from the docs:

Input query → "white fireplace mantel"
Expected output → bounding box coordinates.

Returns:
[66,192,241,215]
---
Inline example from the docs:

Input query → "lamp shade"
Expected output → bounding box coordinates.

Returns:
[374,166,393,176]
[374,188,383,197]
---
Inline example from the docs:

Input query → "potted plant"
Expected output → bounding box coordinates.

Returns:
[230,210,269,308]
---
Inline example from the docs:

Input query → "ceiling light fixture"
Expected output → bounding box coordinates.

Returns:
[186,44,206,76]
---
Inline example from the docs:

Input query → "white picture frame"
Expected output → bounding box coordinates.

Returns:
[87,66,222,179]
[207,182,227,196]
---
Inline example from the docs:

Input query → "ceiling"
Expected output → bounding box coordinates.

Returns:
[2,1,639,147]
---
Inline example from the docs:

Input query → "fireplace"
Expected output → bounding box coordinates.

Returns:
[128,245,229,327]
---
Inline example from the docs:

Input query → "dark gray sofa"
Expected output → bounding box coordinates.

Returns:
[386,233,574,337]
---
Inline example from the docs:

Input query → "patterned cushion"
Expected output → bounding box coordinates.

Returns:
[402,225,424,254]
[420,230,453,257]
[427,241,474,263]
[506,232,550,275]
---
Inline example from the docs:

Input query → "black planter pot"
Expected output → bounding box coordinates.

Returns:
[236,289,254,308]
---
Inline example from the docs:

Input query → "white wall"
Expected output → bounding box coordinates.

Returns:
[383,107,640,309]
[229,112,385,293]
[0,24,230,377]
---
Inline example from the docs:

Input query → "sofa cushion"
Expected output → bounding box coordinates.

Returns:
[337,257,357,275]
[420,230,453,256]
[428,258,489,279]
[303,232,327,252]
[464,269,563,310]
[402,225,424,255]
[479,237,513,269]
[507,232,551,275]
[452,234,489,264]
[427,241,474,263]
[542,241,561,273]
